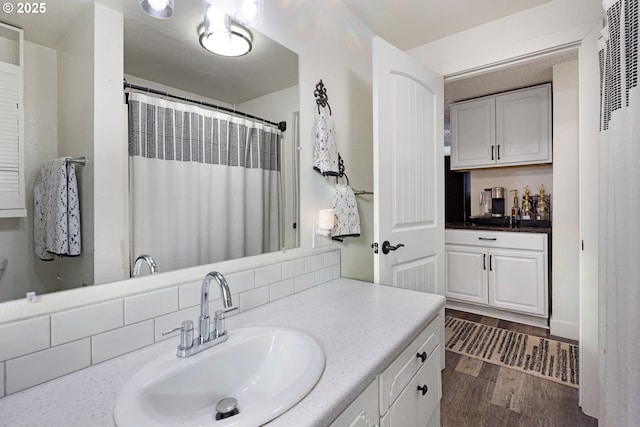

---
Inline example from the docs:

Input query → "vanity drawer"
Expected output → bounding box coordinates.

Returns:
[379,317,439,415]
[380,348,441,427]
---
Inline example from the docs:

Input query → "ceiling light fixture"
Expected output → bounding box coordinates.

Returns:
[139,0,174,19]
[200,21,253,57]
[200,4,253,57]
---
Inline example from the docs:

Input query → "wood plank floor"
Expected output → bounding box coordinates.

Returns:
[441,309,597,427]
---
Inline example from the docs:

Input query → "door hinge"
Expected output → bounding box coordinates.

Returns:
[371,242,379,254]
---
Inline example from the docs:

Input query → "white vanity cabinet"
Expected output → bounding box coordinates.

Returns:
[445,229,548,319]
[330,379,380,427]
[331,311,443,427]
[0,23,25,217]
[450,84,551,170]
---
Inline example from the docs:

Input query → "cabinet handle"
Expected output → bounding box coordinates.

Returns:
[491,146,495,161]
[417,385,429,396]
[416,351,427,363]
[489,254,493,271]
[483,254,486,270]
[497,145,501,160]
[478,237,497,241]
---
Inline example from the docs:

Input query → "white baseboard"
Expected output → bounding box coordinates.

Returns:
[549,317,579,341]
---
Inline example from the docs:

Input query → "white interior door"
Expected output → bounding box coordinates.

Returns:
[373,37,444,295]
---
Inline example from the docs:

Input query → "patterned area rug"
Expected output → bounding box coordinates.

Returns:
[445,316,579,388]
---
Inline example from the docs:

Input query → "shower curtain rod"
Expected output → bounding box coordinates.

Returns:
[123,81,287,132]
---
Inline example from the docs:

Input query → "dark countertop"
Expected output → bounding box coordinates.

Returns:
[446,222,552,234]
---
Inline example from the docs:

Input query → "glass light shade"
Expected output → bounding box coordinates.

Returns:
[139,0,174,19]
[318,209,335,230]
[235,0,263,25]
[200,22,253,57]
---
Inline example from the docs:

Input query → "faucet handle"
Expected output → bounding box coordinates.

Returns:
[214,307,238,318]
[162,320,194,350]
[213,307,238,338]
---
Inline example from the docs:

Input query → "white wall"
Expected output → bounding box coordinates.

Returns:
[551,60,580,340]
[408,0,603,76]
[255,1,375,281]
[57,4,95,290]
[239,85,300,250]
[0,42,58,301]
[93,3,127,284]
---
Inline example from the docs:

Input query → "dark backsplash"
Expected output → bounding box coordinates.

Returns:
[444,155,470,223]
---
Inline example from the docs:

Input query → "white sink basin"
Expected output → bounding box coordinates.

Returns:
[114,326,325,426]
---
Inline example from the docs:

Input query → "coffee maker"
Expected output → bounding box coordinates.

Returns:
[490,187,506,217]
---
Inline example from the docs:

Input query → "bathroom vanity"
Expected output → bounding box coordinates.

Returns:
[0,278,445,427]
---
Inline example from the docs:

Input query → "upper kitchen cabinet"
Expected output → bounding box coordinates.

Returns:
[0,23,25,217]
[450,84,551,170]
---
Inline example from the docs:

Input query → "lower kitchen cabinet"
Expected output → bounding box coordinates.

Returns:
[444,245,488,304]
[331,310,443,427]
[445,229,548,319]
[489,248,545,315]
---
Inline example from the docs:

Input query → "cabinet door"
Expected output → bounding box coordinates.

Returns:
[488,249,546,316]
[495,85,551,166]
[383,346,441,427]
[450,97,495,169]
[330,379,379,427]
[0,62,25,216]
[445,245,488,304]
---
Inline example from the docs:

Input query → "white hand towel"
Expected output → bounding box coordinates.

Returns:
[331,183,361,241]
[34,158,81,260]
[313,111,339,176]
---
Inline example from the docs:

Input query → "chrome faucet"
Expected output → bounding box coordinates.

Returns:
[198,271,233,344]
[163,271,237,358]
[131,254,158,277]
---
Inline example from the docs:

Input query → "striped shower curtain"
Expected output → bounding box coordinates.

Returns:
[598,0,639,425]
[127,92,282,273]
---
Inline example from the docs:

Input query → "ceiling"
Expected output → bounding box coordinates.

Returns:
[1,0,298,105]
[341,0,554,50]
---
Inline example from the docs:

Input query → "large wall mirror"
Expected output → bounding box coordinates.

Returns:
[0,0,300,303]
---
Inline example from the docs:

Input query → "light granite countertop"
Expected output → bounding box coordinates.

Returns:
[0,278,445,427]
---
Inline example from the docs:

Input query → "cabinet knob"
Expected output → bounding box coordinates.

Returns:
[417,384,429,396]
[416,351,427,363]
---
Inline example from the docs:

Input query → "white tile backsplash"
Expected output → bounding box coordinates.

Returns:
[282,258,305,279]
[324,251,340,267]
[0,250,340,398]
[51,300,123,346]
[124,287,179,325]
[255,264,282,288]
[92,320,154,364]
[0,316,50,362]
[294,272,315,293]
[225,270,255,295]
[332,264,341,279]
[305,254,324,273]
[178,281,202,309]
[315,267,334,285]
[154,306,200,342]
[270,278,295,301]
[239,287,270,312]
[5,339,91,394]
